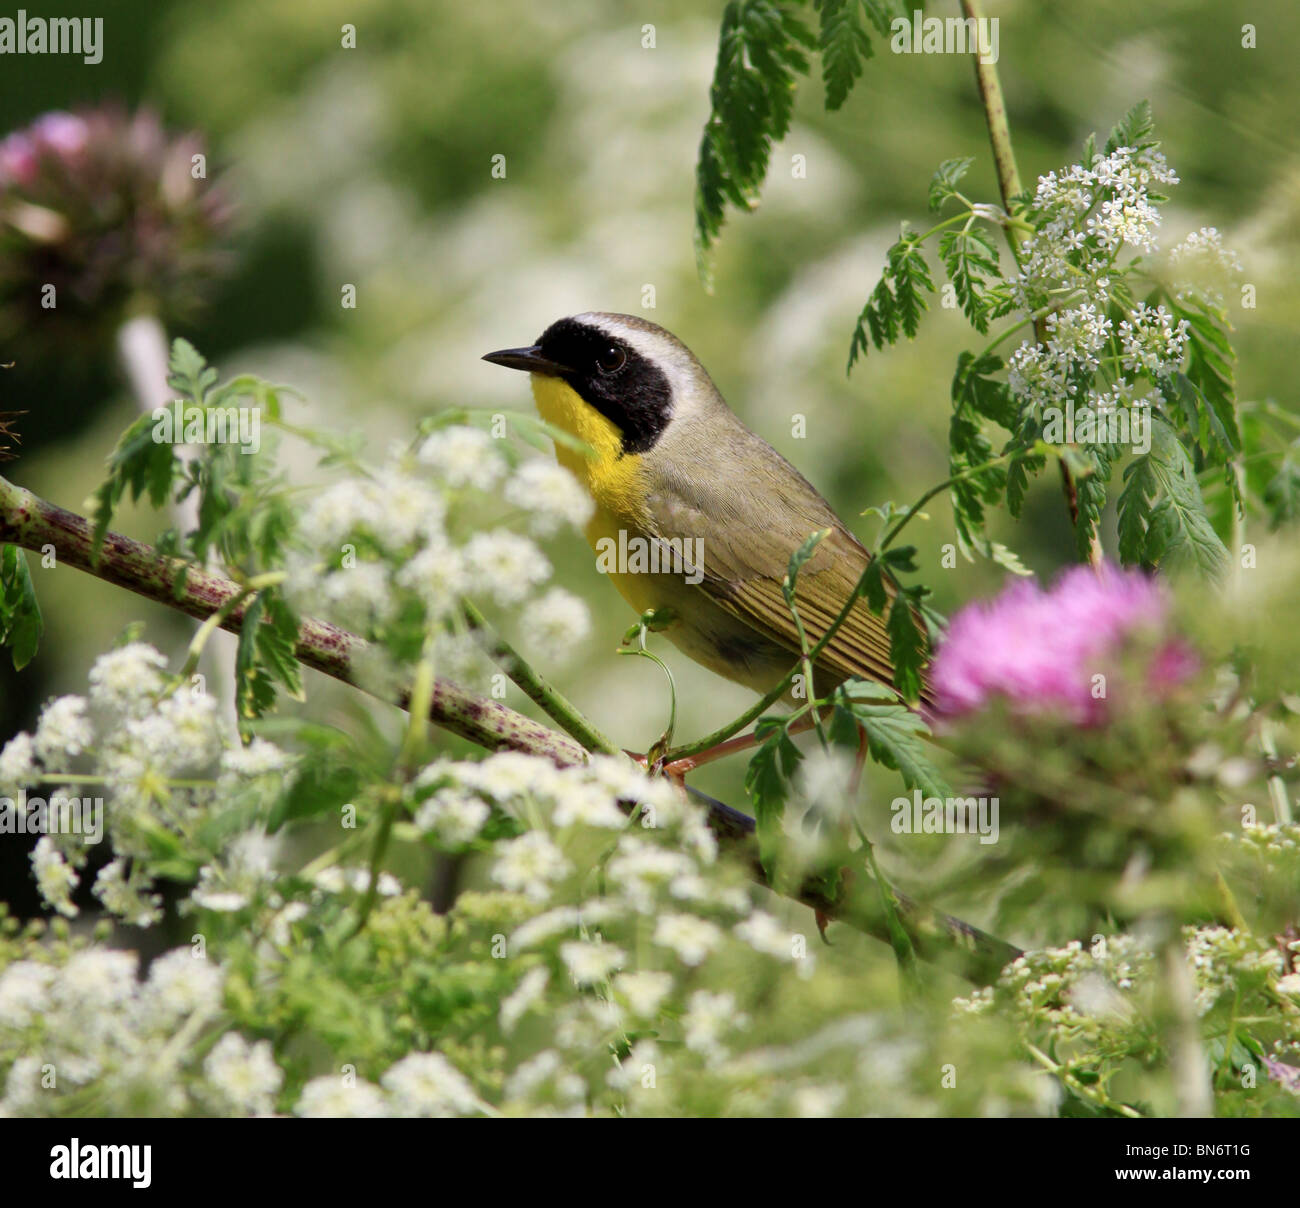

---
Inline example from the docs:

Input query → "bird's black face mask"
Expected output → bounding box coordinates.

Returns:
[484,318,673,455]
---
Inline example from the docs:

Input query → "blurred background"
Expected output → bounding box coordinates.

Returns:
[1,0,1296,916]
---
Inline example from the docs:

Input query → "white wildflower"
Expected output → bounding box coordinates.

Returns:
[31,837,77,917]
[294,1075,389,1118]
[33,695,93,763]
[144,949,224,1022]
[653,912,722,966]
[505,460,593,536]
[491,832,570,901]
[417,426,503,490]
[0,732,37,797]
[87,643,168,714]
[382,1052,481,1117]
[500,966,550,1033]
[462,530,550,606]
[613,970,673,1018]
[0,961,55,1028]
[204,1032,283,1115]
[415,789,490,846]
[682,990,744,1059]
[559,939,625,986]
[527,588,591,660]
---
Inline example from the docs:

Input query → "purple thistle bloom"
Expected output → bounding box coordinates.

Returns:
[930,564,1192,722]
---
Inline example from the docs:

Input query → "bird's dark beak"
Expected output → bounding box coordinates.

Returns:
[482,345,568,376]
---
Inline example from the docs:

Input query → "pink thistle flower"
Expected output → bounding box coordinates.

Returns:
[930,564,1194,722]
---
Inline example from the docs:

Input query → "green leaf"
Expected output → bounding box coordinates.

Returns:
[816,0,873,110]
[886,592,926,705]
[938,226,1000,333]
[745,727,804,879]
[90,410,181,558]
[988,541,1033,577]
[835,680,950,797]
[929,156,974,212]
[1264,454,1300,530]
[1104,100,1156,155]
[0,544,42,670]
[1144,419,1230,578]
[1167,294,1241,468]
[1117,451,1156,567]
[695,1,817,275]
[847,233,935,370]
[235,590,305,726]
[783,527,832,599]
[166,337,218,406]
[952,350,1017,429]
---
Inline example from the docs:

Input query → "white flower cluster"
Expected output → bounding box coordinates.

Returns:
[0,643,296,927]
[1004,144,1207,426]
[0,947,247,1117]
[402,747,838,1111]
[1169,226,1244,304]
[958,926,1300,1059]
[285,425,591,671]
[293,1052,487,1118]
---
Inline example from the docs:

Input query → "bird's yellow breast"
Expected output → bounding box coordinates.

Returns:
[529,373,666,616]
[529,374,646,531]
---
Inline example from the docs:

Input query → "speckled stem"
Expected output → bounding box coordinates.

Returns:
[0,474,587,765]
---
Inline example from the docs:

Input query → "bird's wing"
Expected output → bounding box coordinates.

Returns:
[643,426,923,699]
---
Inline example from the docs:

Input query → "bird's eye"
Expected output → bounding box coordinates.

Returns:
[595,345,626,374]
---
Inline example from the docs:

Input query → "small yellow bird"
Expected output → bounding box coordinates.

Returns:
[484,312,922,712]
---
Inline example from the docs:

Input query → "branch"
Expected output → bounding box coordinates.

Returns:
[0,473,1021,984]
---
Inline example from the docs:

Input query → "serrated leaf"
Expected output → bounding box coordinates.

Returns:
[166,338,218,405]
[90,410,180,559]
[816,0,873,110]
[988,541,1033,576]
[1117,451,1157,566]
[886,593,926,705]
[1264,454,1300,530]
[929,156,974,212]
[695,1,817,273]
[1144,420,1230,578]
[847,233,934,370]
[938,226,999,333]
[836,681,949,797]
[1104,100,1155,154]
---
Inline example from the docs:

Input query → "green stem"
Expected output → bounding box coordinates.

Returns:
[462,599,619,755]
[1024,1042,1143,1118]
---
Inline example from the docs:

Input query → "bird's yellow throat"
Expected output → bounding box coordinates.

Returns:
[529,373,646,530]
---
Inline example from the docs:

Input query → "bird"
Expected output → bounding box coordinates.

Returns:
[483,312,925,730]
